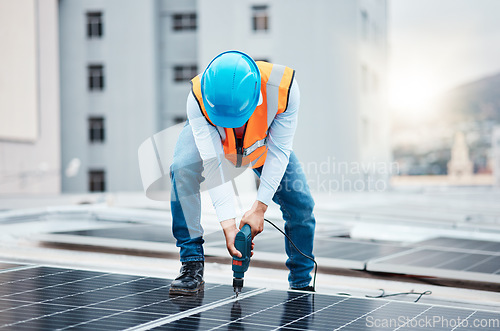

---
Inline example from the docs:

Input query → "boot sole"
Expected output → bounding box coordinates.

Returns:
[169,281,205,295]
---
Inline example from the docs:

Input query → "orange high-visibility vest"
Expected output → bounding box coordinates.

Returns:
[191,61,295,168]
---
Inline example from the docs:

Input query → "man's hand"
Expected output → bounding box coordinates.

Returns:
[221,218,255,258]
[221,219,241,258]
[240,200,268,238]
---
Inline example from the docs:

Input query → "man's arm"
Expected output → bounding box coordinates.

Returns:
[187,93,242,257]
[240,79,300,237]
[187,92,237,223]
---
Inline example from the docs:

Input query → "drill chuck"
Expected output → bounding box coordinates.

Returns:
[233,277,244,296]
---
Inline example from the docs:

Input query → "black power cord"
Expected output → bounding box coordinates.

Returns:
[366,289,432,303]
[264,218,317,291]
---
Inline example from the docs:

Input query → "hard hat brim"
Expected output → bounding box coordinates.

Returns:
[206,103,256,128]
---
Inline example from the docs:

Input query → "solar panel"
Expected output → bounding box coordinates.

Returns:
[208,237,411,270]
[416,237,500,254]
[367,247,500,283]
[49,225,227,245]
[0,266,251,330]
[54,225,177,243]
[149,291,500,330]
[0,264,499,330]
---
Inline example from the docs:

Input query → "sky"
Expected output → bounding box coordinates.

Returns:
[388,0,500,114]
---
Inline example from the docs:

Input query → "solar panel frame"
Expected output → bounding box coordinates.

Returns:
[366,247,500,283]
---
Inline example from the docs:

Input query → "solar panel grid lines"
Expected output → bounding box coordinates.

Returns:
[214,237,412,268]
[152,292,481,331]
[451,310,477,331]
[395,305,477,331]
[465,255,500,274]
[151,292,378,330]
[331,300,393,330]
[366,247,500,283]
[416,237,500,255]
[148,290,309,330]
[126,287,270,331]
[412,251,466,268]
[206,292,316,331]
[392,305,434,331]
[37,277,171,311]
[420,246,500,258]
[1,271,115,301]
[55,281,207,331]
[51,225,229,246]
[434,253,491,271]
[376,248,500,272]
[274,295,355,331]
[455,310,500,331]
[1,264,500,330]
[0,271,154,329]
[0,266,256,330]
[0,268,78,298]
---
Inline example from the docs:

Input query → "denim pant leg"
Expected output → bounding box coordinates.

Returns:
[170,123,205,262]
[253,152,316,288]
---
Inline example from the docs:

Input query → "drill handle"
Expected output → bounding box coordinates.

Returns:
[232,224,252,274]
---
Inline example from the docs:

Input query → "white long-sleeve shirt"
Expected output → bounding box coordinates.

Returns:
[187,79,300,222]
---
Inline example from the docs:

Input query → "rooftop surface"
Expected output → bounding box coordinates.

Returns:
[0,187,499,329]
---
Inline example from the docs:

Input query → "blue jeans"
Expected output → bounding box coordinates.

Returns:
[170,123,316,288]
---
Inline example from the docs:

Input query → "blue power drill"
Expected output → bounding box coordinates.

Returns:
[232,224,252,297]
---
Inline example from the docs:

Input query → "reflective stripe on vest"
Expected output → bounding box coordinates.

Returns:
[191,61,295,169]
[243,137,267,156]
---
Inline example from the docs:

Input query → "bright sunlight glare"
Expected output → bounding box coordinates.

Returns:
[389,74,438,109]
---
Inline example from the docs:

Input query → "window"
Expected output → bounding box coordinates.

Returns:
[88,64,104,91]
[86,12,103,38]
[252,5,269,32]
[361,10,369,40]
[88,117,105,143]
[173,65,197,82]
[172,13,196,31]
[88,170,106,192]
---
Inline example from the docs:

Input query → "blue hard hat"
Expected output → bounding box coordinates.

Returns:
[201,51,261,128]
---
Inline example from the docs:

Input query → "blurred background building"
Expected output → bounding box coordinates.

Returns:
[0,0,61,194]
[59,0,159,193]
[58,0,390,193]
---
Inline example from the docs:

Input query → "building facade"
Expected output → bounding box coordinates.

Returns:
[59,0,389,193]
[59,0,160,192]
[0,0,61,195]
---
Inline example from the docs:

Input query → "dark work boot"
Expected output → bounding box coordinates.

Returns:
[169,261,205,295]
